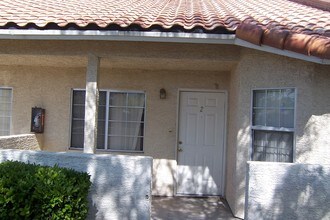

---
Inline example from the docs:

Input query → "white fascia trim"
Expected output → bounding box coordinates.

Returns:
[235,38,330,65]
[0,29,328,65]
[0,29,235,44]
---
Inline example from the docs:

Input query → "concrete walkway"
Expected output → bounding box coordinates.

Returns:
[152,196,238,220]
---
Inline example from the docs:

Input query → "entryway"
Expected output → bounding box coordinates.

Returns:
[177,91,226,195]
[151,196,236,220]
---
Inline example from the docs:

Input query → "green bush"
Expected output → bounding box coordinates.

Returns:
[0,161,91,220]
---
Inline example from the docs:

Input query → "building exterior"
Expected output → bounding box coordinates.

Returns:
[0,0,329,218]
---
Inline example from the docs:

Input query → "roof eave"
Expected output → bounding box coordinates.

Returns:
[0,29,328,65]
[235,38,330,65]
[0,29,235,44]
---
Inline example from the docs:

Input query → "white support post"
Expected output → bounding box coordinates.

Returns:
[83,54,100,153]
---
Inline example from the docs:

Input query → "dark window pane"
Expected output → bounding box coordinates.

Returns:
[71,134,84,148]
[73,91,85,105]
[99,91,107,105]
[266,90,281,108]
[109,107,126,121]
[98,106,106,120]
[110,92,126,106]
[127,93,145,107]
[281,89,295,108]
[253,109,266,126]
[108,122,126,135]
[72,105,85,119]
[280,109,294,128]
[96,135,105,149]
[252,130,293,162]
[253,90,266,108]
[266,109,280,127]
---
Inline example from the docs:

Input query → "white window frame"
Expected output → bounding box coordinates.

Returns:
[250,87,297,162]
[0,87,13,136]
[69,89,146,153]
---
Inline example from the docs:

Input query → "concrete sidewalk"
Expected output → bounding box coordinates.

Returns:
[151,196,238,220]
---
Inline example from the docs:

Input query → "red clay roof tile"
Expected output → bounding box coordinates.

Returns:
[0,0,329,59]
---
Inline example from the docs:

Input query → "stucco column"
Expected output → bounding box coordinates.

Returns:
[83,54,100,153]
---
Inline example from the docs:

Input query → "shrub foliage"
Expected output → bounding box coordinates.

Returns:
[0,161,91,220]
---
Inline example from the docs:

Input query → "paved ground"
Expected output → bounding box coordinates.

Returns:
[152,196,238,220]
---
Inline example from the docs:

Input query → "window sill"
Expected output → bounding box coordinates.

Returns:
[251,125,294,132]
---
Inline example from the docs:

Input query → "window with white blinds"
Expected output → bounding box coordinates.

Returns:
[70,90,145,152]
[0,88,12,136]
[252,88,295,162]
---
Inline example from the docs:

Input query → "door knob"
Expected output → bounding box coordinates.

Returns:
[178,141,182,144]
[178,147,183,152]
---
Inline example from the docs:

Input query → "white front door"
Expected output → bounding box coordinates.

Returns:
[177,91,226,195]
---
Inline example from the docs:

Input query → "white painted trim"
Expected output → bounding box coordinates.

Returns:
[104,91,110,149]
[175,89,228,196]
[235,38,330,65]
[222,90,228,196]
[293,88,298,163]
[0,29,328,64]
[0,29,235,44]
[178,88,228,93]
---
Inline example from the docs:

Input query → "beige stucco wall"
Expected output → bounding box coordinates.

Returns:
[99,67,231,195]
[226,48,330,218]
[0,134,41,150]
[0,41,233,197]
[1,39,329,219]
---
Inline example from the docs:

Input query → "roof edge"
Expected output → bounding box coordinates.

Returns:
[235,38,330,65]
[0,29,328,65]
[0,29,235,44]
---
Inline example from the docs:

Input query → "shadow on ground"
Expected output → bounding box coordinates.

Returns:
[152,196,238,220]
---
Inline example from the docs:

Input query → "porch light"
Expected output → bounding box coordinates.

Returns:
[160,88,166,99]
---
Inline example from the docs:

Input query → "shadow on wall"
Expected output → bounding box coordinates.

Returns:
[234,118,251,218]
[246,163,330,220]
[0,150,152,220]
[296,113,330,164]
[152,159,176,196]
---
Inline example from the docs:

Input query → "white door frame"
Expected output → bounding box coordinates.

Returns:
[175,89,228,196]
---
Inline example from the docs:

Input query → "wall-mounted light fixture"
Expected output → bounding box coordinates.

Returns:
[160,88,166,99]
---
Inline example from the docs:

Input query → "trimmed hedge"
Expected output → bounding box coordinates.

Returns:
[0,161,91,220]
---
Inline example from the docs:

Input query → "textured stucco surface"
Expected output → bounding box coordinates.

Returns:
[226,48,330,218]
[245,162,330,220]
[0,149,152,220]
[1,40,330,218]
[0,41,232,197]
[0,134,41,150]
[84,54,100,153]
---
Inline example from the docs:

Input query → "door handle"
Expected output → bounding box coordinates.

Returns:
[178,147,183,152]
[178,141,182,144]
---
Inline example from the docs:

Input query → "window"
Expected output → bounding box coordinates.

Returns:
[251,88,295,162]
[0,88,12,136]
[70,90,145,152]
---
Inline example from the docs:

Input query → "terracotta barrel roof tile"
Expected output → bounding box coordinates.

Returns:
[236,22,264,45]
[0,0,329,59]
[262,29,290,49]
[284,33,315,55]
[308,37,330,59]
